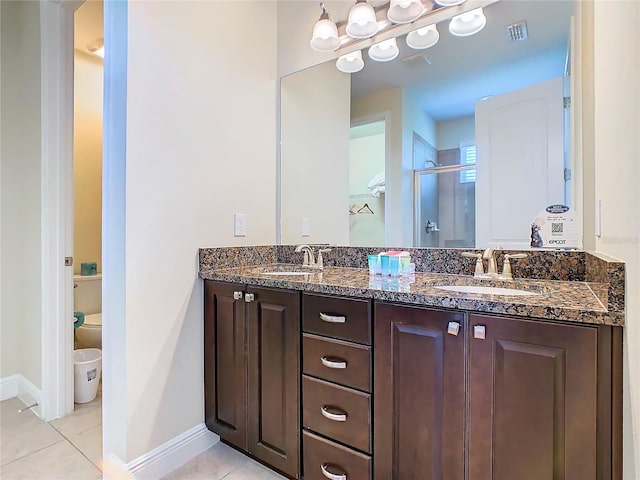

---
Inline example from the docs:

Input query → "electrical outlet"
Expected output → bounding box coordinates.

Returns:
[234,213,247,237]
[302,217,310,237]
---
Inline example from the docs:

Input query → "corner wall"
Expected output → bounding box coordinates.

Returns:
[122,0,278,460]
[0,0,42,389]
[588,2,640,478]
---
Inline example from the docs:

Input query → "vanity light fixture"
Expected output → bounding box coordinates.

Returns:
[87,38,105,58]
[346,0,378,39]
[406,24,439,49]
[449,7,487,37]
[368,38,400,62]
[310,3,340,52]
[336,50,365,73]
[387,0,424,24]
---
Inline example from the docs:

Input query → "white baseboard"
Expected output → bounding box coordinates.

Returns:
[104,424,219,480]
[0,374,20,401]
[0,374,42,417]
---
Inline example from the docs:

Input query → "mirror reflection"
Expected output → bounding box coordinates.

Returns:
[280,0,577,249]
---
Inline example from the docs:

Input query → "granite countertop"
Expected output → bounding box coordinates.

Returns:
[201,263,623,327]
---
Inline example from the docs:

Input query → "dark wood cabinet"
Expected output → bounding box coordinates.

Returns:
[204,281,247,449]
[205,283,621,480]
[468,314,602,480]
[302,293,373,479]
[204,281,300,479]
[374,303,620,480]
[374,302,466,480]
[246,285,300,477]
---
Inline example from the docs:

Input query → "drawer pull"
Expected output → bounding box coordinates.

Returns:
[321,406,347,422]
[321,463,347,480]
[321,356,347,369]
[319,312,346,324]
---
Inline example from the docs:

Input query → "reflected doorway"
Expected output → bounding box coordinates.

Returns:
[349,121,386,246]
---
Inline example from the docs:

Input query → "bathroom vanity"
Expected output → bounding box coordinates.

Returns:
[199,246,624,480]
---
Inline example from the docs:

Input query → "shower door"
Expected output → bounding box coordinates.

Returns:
[414,165,476,248]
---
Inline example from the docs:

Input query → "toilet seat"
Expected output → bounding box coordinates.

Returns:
[83,313,102,328]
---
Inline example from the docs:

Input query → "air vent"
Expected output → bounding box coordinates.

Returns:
[400,53,432,67]
[506,21,528,42]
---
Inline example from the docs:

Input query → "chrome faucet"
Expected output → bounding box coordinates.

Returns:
[463,249,528,280]
[294,244,316,267]
[483,248,498,277]
[294,245,332,269]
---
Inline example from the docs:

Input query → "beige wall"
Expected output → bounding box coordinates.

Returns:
[349,132,385,246]
[587,2,640,477]
[437,115,475,151]
[122,0,278,460]
[73,52,103,275]
[0,0,42,387]
[280,60,350,245]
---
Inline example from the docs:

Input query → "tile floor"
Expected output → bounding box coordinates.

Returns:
[0,393,286,480]
[1,393,103,479]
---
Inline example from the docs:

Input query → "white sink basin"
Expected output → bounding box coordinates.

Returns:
[435,285,540,296]
[262,271,311,276]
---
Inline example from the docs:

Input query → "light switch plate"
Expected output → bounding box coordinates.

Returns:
[302,217,310,237]
[234,213,247,237]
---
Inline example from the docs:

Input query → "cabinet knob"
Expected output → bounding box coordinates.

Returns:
[319,312,346,324]
[244,293,255,303]
[321,356,347,369]
[447,321,461,336]
[233,291,243,300]
[321,463,347,480]
[473,325,486,339]
[321,405,347,422]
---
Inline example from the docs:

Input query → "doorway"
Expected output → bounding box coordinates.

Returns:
[349,120,386,246]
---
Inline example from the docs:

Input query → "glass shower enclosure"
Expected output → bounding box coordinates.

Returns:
[414,164,476,248]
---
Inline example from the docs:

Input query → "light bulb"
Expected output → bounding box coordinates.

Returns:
[406,24,439,50]
[449,7,486,37]
[346,0,378,39]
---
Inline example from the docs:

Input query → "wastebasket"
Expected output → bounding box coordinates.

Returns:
[74,348,102,403]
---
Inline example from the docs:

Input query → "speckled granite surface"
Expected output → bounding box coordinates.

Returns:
[199,246,625,327]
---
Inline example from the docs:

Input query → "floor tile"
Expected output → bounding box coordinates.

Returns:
[49,396,102,437]
[161,442,250,480]
[66,424,103,470]
[0,440,102,480]
[221,459,287,480]
[0,399,65,466]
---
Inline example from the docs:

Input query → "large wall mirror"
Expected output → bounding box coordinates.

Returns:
[280,0,579,249]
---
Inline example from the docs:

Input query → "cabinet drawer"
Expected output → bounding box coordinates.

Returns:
[303,334,371,392]
[303,294,371,345]
[303,376,371,453]
[303,430,371,480]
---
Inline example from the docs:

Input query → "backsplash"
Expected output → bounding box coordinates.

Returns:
[199,245,625,282]
[274,245,587,281]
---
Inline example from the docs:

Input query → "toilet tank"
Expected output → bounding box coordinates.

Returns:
[73,274,102,315]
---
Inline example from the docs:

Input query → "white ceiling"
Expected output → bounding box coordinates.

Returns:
[349,0,574,121]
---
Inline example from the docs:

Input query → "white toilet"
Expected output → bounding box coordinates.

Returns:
[73,273,102,349]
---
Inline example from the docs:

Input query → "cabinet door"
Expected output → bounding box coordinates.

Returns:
[374,303,465,480]
[469,314,598,480]
[247,286,300,478]
[204,281,247,449]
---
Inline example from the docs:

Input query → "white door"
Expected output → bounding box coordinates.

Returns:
[475,77,564,249]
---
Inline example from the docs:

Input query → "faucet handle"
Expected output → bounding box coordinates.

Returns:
[462,252,484,276]
[501,253,528,280]
[316,249,331,269]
